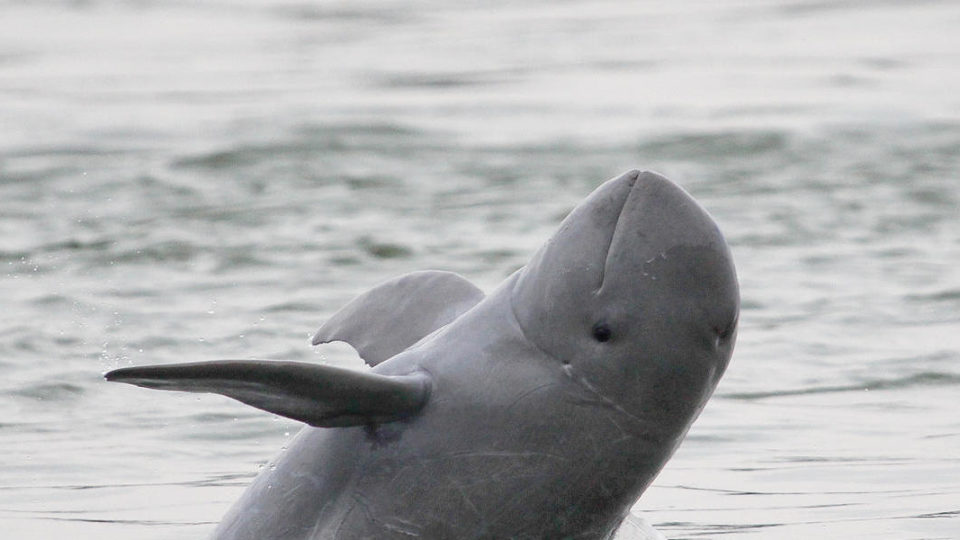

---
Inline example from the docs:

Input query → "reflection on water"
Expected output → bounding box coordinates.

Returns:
[1,0,958,538]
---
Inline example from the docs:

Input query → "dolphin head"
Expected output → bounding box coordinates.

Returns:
[511,170,739,438]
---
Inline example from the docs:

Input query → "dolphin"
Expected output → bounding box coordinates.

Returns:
[106,170,739,539]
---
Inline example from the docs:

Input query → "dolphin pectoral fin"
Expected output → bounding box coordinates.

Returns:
[105,360,431,427]
[312,270,484,366]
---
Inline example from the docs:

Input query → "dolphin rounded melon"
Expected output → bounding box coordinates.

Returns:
[106,170,739,539]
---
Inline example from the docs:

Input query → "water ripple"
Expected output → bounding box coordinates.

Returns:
[725,372,960,400]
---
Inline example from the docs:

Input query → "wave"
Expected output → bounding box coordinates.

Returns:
[725,371,960,400]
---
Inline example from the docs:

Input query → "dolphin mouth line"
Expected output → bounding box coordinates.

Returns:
[596,171,641,293]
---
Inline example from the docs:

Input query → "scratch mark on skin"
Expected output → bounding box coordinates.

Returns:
[445,472,483,520]
[446,450,570,461]
[561,364,656,436]
[382,520,422,537]
[331,493,366,539]
[479,479,550,534]
[346,492,424,538]
[504,381,562,414]
[413,450,571,463]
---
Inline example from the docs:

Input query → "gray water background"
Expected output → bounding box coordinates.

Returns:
[1,0,958,538]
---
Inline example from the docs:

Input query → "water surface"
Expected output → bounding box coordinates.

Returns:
[1,0,958,538]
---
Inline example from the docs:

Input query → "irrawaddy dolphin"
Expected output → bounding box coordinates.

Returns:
[106,170,739,539]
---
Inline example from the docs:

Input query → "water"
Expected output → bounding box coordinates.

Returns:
[1,0,958,538]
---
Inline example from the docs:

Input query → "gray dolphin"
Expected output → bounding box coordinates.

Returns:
[106,170,739,539]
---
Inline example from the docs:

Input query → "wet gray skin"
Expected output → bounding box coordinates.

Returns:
[106,170,739,540]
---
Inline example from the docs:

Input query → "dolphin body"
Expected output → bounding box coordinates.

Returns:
[107,170,739,539]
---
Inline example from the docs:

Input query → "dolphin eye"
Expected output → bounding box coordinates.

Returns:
[592,323,612,343]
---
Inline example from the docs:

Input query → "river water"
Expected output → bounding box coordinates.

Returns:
[1,0,958,538]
